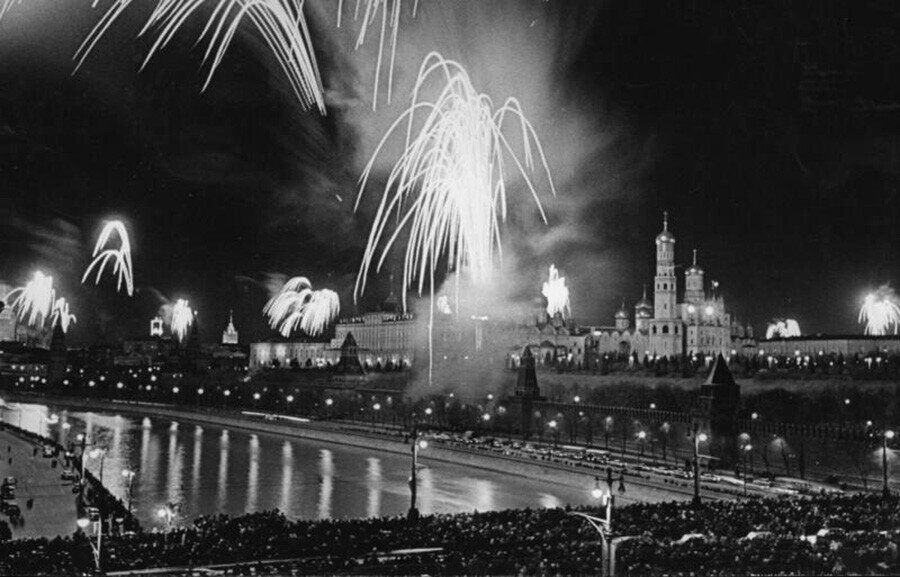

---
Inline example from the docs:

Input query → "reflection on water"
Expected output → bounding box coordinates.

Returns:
[11,402,593,529]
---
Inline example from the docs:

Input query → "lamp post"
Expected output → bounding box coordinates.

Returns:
[121,469,136,515]
[569,476,614,577]
[637,430,647,458]
[742,443,753,497]
[691,424,708,507]
[77,512,103,572]
[408,423,428,521]
[883,428,895,498]
[88,448,107,486]
[156,502,181,530]
[548,420,559,448]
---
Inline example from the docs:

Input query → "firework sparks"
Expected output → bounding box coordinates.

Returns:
[50,297,77,333]
[337,0,419,109]
[765,318,801,339]
[264,276,340,337]
[74,0,325,114]
[859,285,900,336]
[82,220,134,296]
[170,298,194,342]
[6,271,56,329]
[354,52,555,384]
[355,52,555,305]
[542,264,570,319]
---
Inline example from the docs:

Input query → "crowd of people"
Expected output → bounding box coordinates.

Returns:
[0,493,898,575]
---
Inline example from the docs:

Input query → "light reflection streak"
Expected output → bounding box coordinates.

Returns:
[366,457,382,518]
[279,441,294,517]
[246,434,260,513]
[317,449,333,519]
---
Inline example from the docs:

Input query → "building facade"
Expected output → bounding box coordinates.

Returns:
[592,213,753,360]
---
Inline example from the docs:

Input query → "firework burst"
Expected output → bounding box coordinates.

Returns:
[170,298,194,342]
[82,220,134,296]
[542,264,570,319]
[74,0,325,113]
[337,0,419,109]
[50,297,77,333]
[6,271,56,329]
[765,318,801,339]
[355,52,555,306]
[264,276,340,337]
[859,285,900,336]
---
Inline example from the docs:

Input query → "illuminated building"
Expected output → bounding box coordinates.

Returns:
[222,310,239,345]
[150,316,164,337]
[590,213,753,360]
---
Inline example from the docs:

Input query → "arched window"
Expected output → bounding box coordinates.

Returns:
[663,283,668,290]
[652,326,657,335]
[662,325,670,334]
[675,325,679,335]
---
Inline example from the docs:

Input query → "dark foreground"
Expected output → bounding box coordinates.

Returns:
[1,492,898,575]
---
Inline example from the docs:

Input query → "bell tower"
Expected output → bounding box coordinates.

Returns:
[654,211,677,320]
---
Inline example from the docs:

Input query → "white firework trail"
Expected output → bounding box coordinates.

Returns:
[336,0,419,110]
[354,52,556,383]
[541,264,569,318]
[859,285,900,336]
[74,0,325,114]
[765,318,801,339]
[263,276,340,337]
[170,298,194,342]
[82,219,134,296]
[6,271,56,329]
[50,297,77,333]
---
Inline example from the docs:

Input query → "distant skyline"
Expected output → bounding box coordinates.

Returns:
[0,0,898,343]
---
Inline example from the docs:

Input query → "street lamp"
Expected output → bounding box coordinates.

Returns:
[883,429,895,498]
[408,425,428,521]
[77,513,103,571]
[569,477,614,577]
[548,420,559,448]
[742,444,753,496]
[691,424,709,507]
[121,469,136,516]
[87,447,107,486]
[637,430,647,457]
[156,502,181,530]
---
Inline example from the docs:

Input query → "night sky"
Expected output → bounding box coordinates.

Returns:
[0,0,898,343]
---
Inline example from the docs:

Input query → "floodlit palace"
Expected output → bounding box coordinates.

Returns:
[584,212,754,360]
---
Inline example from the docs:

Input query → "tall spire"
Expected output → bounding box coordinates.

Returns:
[663,210,669,232]
[692,248,698,266]
[642,284,648,300]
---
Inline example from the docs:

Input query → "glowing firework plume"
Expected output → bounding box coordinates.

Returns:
[82,220,134,296]
[6,271,56,329]
[264,276,340,337]
[859,285,900,336]
[765,318,801,339]
[337,0,419,109]
[355,52,556,306]
[74,0,325,114]
[542,264,570,318]
[170,298,194,342]
[50,297,77,333]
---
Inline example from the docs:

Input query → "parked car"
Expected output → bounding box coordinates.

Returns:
[42,445,55,458]
[2,477,17,488]
[60,469,77,482]
[1,499,21,517]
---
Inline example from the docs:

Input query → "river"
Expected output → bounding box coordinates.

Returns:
[6,402,595,535]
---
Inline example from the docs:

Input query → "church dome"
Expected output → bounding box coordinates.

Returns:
[634,285,652,314]
[686,249,703,275]
[614,304,629,319]
[655,211,675,244]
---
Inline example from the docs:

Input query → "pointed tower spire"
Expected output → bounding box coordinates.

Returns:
[692,248,698,266]
[663,210,669,232]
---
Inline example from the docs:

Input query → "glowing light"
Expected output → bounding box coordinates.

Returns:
[703,305,714,316]
[542,265,570,319]
[698,433,708,443]
[82,220,134,296]
[264,276,340,337]
[170,299,194,342]
[337,0,419,109]
[75,0,325,114]
[436,295,453,315]
[6,271,55,329]
[50,297,77,333]
[765,318,801,339]
[354,51,555,314]
[858,286,900,336]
